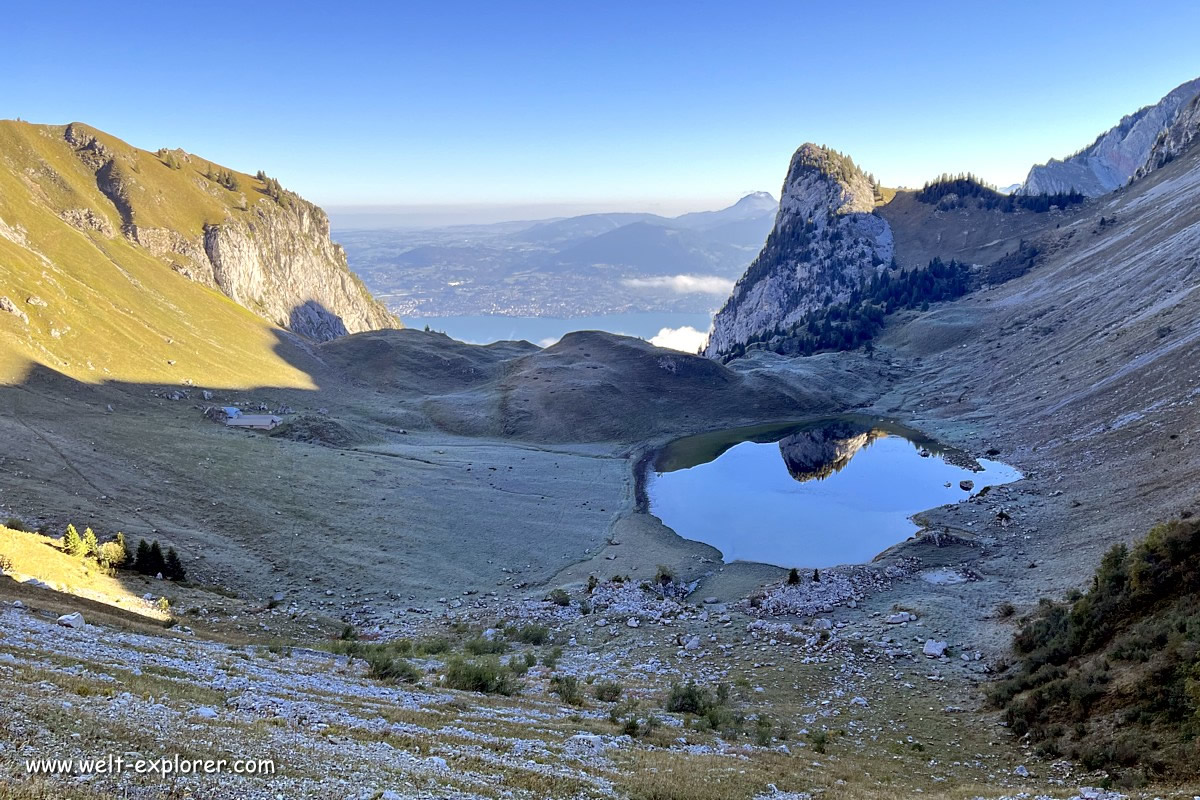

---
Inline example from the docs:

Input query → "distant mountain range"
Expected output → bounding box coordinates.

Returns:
[335,193,778,318]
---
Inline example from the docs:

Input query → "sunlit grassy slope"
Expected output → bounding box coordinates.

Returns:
[0,525,169,620]
[0,120,315,388]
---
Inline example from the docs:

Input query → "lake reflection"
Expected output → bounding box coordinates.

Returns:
[647,420,1020,568]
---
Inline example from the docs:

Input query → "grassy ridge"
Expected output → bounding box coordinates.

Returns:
[0,120,317,388]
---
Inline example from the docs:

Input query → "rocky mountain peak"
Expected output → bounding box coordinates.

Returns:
[778,143,877,220]
[704,144,891,359]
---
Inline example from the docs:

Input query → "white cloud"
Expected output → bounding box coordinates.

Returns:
[537,336,559,347]
[622,274,734,296]
[650,325,709,353]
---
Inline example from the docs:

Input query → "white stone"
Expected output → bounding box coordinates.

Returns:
[56,612,85,628]
[923,640,947,658]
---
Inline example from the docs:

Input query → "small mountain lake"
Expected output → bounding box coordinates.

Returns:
[645,417,1021,569]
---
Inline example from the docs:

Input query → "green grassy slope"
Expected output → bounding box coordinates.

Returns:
[0,119,337,388]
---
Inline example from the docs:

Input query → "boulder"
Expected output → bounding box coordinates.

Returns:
[569,733,605,750]
[56,612,85,628]
[626,617,640,628]
[922,640,947,658]
[886,612,915,624]
[683,635,701,650]
[959,480,975,492]
[191,706,219,720]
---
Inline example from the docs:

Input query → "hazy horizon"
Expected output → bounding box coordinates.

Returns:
[325,194,775,229]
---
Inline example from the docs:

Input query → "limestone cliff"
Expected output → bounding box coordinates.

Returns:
[704,144,892,358]
[1022,77,1200,196]
[54,122,398,341]
[1135,93,1200,180]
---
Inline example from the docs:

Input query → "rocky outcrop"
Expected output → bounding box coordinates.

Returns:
[202,199,396,340]
[59,123,398,341]
[1135,93,1200,180]
[1022,77,1200,196]
[705,144,892,358]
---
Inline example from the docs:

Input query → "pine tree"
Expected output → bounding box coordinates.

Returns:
[163,548,186,581]
[813,568,821,583]
[115,533,127,564]
[82,527,98,559]
[134,539,152,574]
[148,541,165,576]
[787,567,801,585]
[63,524,84,557]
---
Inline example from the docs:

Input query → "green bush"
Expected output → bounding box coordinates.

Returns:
[993,518,1200,779]
[808,729,828,753]
[464,636,508,655]
[366,653,421,684]
[416,637,450,655]
[665,681,725,715]
[506,624,550,645]
[4,517,28,532]
[594,680,623,702]
[542,646,563,669]
[443,657,521,696]
[550,675,585,706]
[547,588,570,607]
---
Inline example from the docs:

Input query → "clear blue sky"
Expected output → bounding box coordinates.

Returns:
[6,1,1199,215]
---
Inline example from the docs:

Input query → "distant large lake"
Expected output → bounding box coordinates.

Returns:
[647,418,1022,568]
[410,312,713,346]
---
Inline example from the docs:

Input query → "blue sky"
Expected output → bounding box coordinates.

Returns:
[6,1,1199,216]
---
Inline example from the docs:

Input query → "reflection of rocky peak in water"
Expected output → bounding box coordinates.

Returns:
[777,424,883,482]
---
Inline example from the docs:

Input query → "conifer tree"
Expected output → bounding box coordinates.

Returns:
[82,527,98,559]
[163,548,186,582]
[134,539,152,574]
[63,524,84,557]
[148,541,165,576]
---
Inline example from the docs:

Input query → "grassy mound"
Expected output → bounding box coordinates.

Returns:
[991,517,1200,783]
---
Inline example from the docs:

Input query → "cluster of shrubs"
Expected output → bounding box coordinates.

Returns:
[721,257,970,360]
[255,171,293,207]
[992,517,1200,783]
[60,524,185,580]
[915,174,1087,212]
[204,164,240,192]
[155,148,183,170]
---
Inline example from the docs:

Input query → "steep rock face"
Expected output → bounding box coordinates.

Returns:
[1023,77,1200,196]
[1135,93,1200,180]
[705,144,892,358]
[58,123,397,341]
[202,200,395,340]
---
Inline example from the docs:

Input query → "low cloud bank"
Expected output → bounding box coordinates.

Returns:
[649,326,709,353]
[622,275,734,296]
